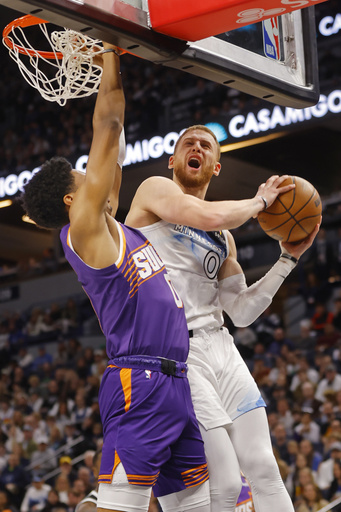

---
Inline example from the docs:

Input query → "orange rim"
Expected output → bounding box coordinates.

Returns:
[3,14,63,59]
[3,14,134,60]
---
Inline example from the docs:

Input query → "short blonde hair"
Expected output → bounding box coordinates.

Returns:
[174,125,221,159]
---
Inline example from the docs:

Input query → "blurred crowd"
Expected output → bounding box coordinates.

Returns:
[0,259,341,512]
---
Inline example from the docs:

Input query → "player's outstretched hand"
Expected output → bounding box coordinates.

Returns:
[280,220,321,260]
[93,42,121,67]
[256,175,295,210]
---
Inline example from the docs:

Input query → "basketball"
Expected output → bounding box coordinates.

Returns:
[258,176,322,243]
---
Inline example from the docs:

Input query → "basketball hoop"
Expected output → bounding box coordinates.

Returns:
[2,14,107,106]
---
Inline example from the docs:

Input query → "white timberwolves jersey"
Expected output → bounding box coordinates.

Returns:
[140,221,229,330]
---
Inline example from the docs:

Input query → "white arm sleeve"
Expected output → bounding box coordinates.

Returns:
[117,128,126,169]
[218,256,296,327]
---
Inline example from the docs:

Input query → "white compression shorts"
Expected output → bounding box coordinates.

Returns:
[97,463,210,512]
[97,463,152,512]
[187,327,266,430]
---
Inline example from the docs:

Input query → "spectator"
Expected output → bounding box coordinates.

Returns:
[294,319,317,361]
[289,453,310,500]
[299,439,323,474]
[41,381,61,416]
[31,347,53,376]
[20,474,51,512]
[0,452,30,508]
[299,272,329,319]
[333,390,341,419]
[327,459,341,501]
[75,468,92,496]
[311,303,334,335]
[21,425,38,460]
[0,444,7,473]
[316,323,341,354]
[311,228,333,282]
[271,423,292,465]
[315,364,341,403]
[296,483,329,512]
[333,297,341,332]
[70,482,86,499]
[295,382,322,420]
[16,348,33,375]
[40,489,67,512]
[268,327,294,358]
[294,408,321,445]
[65,490,84,512]
[70,392,91,428]
[54,475,70,506]
[4,425,24,453]
[48,425,63,452]
[324,419,341,444]
[316,441,341,492]
[291,356,319,390]
[30,435,56,474]
[252,306,282,346]
[0,398,14,425]
[276,398,295,435]
[319,400,337,437]
[231,325,257,362]
[58,457,77,485]
[0,489,19,512]
[294,467,317,505]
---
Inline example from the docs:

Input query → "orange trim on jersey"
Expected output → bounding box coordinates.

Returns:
[119,240,167,298]
[126,472,160,486]
[98,474,112,483]
[129,266,165,298]
[66,227,71,248]
[237,495,253,506]
[181,463,209,488]
[98,452,121,483]
[116,223,126,268]
[113,451,121,472]
[124,266,139,284]
[120,368,132,412]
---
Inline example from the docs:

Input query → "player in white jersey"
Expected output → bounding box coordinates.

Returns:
[125,125,320,512]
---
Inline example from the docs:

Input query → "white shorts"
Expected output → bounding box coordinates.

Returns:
[187,327,266,430]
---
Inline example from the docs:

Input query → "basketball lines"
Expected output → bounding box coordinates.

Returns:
[264,188,319,241]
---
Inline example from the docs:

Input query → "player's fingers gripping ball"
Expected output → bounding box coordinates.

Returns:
[258,176,322,243]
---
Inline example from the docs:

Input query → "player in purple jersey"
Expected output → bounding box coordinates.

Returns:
[125,125,320,512]
[20,46,210,512]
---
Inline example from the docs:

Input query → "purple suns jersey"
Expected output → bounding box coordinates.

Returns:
[60,220,188,361]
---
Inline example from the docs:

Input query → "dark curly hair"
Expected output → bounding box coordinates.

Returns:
[20,157,75,229]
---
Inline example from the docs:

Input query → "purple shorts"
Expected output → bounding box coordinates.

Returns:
[98,362,208,497]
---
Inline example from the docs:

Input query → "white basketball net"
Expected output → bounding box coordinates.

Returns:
[3,22,106,106]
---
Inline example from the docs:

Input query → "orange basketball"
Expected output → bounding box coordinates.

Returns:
[258,176,322,243]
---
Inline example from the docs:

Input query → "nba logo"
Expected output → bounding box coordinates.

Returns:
[145,370,151,379]
[263,18,281,61]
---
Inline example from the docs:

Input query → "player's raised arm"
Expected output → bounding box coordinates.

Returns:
[70,44,125,228]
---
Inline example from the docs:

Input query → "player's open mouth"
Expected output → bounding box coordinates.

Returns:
[188,157,201,169]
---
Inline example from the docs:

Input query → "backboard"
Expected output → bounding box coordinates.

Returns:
[1,0,320,108]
